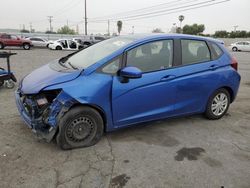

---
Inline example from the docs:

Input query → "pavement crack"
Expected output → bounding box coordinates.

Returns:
[232,142,250,153]
[106,135,115,188]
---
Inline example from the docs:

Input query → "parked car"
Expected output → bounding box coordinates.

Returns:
[48,39,83,50]
[81,36,106,47]
[26,37,49,48]
[0,33,32,50]
[230,41,250,52]
[16,34,241,149]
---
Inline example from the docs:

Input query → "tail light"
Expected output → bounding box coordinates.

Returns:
[231,57,238,71]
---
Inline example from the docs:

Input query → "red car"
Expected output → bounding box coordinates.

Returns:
[0,33,32,50]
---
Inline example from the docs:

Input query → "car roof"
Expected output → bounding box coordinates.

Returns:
[119,33,223,44]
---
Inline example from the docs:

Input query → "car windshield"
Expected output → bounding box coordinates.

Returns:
[64,36,137,69]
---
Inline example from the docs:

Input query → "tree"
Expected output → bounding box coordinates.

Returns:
[152,28,164,33]
[214,30,228,38]
[117,21,122,35]
[57,25,76,35]
[20,29,30,33]
[45,31,57,34]
[182,24,205,35]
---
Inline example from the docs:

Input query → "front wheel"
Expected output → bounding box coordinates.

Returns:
[0,42,4,49]
[23,43,31,50]
[205,88,230,120]
[5,80,15,89]
[56,46,62,50]
[56,106,104,150]
[232,47,238,52]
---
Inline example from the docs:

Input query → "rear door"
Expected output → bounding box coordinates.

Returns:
[173,39,224,115]
[111,39,178,127]
[11,35,22,46]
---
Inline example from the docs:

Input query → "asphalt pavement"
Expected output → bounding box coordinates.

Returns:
[0,48,249,188]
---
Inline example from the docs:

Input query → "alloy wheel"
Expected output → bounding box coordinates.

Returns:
[211,93,228,116]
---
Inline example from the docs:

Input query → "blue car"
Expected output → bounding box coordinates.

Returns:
[15,34,241,149]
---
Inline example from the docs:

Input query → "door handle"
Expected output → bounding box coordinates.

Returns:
[209,64,219,71]
[161,75,176,81]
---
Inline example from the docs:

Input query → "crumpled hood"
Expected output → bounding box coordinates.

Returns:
[21,62,81,94]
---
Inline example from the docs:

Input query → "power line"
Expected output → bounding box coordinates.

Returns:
[53,0,83,18]
[91,0,187,20]
[93,0,227,22]
[121,0,230,21]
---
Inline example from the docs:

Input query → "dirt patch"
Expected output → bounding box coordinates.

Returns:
[111,174,130,188]
[175,147,205,161]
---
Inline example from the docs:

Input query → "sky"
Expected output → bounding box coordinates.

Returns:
[0,0,249,34]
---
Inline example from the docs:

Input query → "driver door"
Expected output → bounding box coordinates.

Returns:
[112,39,178,127]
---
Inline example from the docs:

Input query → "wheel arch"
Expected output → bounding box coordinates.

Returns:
[69,103,107,132]
[221,86,235,103]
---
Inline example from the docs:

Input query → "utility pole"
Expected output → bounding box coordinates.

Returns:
[108,20,110,36]
[67,20,69,27]
[29,22,33,33]
[48,16,53,32]
[84,0,88,35]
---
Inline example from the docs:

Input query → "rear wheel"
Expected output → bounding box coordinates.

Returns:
[4,80,15,89]
[56,46,62,50]
[232,47,238,52]
[56,106,104,150]
[23,43,31,50]
[0,42,4,49]
[205,88,230,120]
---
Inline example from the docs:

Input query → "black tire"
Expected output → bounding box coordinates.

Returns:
[0,42,4,49]
[23,43,31,50]
[83,42,91,47]
[4,80,15,89]
[205,88,230,120]
[56,46,62,50]
[232,47,238,52]
[78,45,84,50]
[0,80,4,87]
[56,106,104,150]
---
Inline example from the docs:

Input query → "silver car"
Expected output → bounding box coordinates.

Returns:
[230,41,250,52]
[26,37,49,48]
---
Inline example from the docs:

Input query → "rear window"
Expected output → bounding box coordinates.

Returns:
[210,43,223,60]
[181,40,211,65]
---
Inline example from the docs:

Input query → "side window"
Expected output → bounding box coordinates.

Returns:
[181,40,211,65]
[126,40,173,73]
[101,57,121,74]
[2,35,11,39]
[11,35,18,40]
[211,43,223,60]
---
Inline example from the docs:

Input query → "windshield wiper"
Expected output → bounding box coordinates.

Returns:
[67,61,78,70]
[59,51,79,63]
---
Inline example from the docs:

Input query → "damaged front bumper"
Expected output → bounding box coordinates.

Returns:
[15,90,76,142]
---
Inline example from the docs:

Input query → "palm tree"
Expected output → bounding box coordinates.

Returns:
[117,21,123,35]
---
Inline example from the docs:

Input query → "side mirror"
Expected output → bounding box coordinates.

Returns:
[119,66,142,79]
